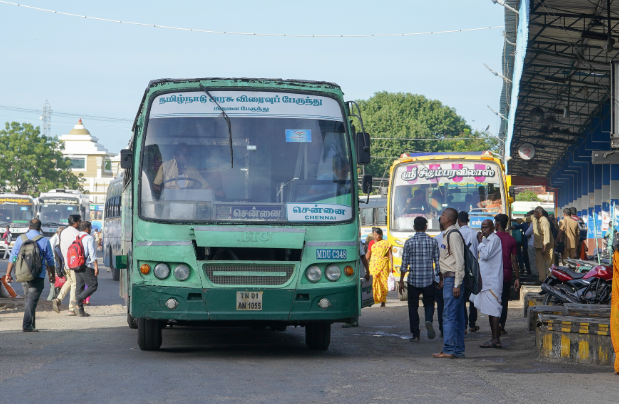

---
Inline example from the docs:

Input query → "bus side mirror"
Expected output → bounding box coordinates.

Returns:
[362,174,373,194]
[120,149,132,169]
[356,132,371,165]
[380,187,388,198]
[509,185,515,199]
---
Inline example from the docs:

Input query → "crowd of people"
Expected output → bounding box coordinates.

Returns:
[3,214,99,331]
[360,205,582,358]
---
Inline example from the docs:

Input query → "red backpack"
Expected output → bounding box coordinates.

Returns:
[67,234,87,271]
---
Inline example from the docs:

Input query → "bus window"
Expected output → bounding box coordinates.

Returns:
[377,207,387,226]
[361,208,374,226]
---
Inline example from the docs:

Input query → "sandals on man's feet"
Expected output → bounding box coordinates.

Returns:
[480,341,502,349]
[469,326,480,333]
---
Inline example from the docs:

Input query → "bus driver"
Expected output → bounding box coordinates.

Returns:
[152,142,210,194]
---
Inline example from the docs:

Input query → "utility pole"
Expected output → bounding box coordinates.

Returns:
[40,100,52,137]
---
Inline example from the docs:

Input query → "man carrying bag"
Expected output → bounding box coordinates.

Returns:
[3,219,55,332]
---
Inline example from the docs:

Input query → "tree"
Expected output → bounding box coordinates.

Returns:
[516,190,542,202]
[352,92,500,179]
[0,122,84,196]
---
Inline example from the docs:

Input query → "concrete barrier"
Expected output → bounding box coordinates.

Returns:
[519,284,541,302]
[536,313,614,366]
[527,305,567,331]
[523,292,545,317]
[563,303,611,317]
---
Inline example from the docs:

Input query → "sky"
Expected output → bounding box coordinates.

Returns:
[0,0,506,154]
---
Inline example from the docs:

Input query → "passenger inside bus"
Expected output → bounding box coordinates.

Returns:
[308,156,351,196]
[400,189,429,214]
[152,143,216,195]
[478,190,502,212]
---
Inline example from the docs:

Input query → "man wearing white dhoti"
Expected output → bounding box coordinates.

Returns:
[471,219,504,349]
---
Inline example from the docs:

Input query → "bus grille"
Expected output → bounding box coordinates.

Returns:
[203,265,295,286]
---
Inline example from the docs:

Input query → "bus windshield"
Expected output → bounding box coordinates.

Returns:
[140,91,352,223]
[0,204,34,226]
[39,204,77,224]
[391,161,504,232]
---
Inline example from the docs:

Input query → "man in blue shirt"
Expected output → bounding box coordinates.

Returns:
[72,221,99,316]
[4,218,56,332]
[398,216,440,341]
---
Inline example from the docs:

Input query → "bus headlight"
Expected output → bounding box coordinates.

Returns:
[392,247,403,258]
[325,265,341,282]
[174,264,190,281]
[306,266,322,282]
[154,263,170,280]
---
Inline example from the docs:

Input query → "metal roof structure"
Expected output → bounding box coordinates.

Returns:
[500,0,618,178]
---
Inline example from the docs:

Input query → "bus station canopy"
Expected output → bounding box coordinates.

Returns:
[499,0,619,179]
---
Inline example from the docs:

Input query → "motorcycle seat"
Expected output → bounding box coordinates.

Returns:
[561,267,585,279]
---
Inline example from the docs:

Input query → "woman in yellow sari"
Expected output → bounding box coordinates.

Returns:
[366,228,393,307]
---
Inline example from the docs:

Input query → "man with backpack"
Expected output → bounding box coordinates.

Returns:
[53,215,81,316]
[433,208,466,359]
[471,219,504,349]
[70,221,99,316]
[3,218,55,332]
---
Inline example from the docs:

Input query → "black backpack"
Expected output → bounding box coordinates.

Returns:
[446,230,483,295]
[14,234,44,282]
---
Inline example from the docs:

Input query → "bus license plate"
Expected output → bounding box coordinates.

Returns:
[236,291,263,310]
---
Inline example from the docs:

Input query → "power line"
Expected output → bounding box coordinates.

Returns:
[0,104,132,123]
[0,1,503,38]
[0,114,130,130]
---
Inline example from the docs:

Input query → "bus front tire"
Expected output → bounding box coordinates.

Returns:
[137,318,162,351]
[127,312,138,329]
[305,323,331,350]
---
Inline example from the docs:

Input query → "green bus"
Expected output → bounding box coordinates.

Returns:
[118,78,372,351]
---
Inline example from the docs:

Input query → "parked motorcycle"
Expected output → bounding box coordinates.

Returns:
[540,264,613,305]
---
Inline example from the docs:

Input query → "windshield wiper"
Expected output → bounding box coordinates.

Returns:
[200,84,233,168]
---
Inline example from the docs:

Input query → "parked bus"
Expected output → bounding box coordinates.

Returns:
[384,151,514,299]
[0,193,36,252]
[118,78,372,350]
[37,190,90,237]
[359,195,387,242]
[103,174,123,281]
[89,203,104,232]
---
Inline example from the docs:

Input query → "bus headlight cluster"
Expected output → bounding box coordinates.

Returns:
[154,263,171,279]
[392,247,402,258]
[174,264,190,281]
[306,266,322,282]
[325,265,341,282]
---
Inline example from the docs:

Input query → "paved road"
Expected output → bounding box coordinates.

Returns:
[1,260,618,403]
[0,255,123,306]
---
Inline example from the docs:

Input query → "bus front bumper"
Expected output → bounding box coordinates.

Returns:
[130,283,359,323]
